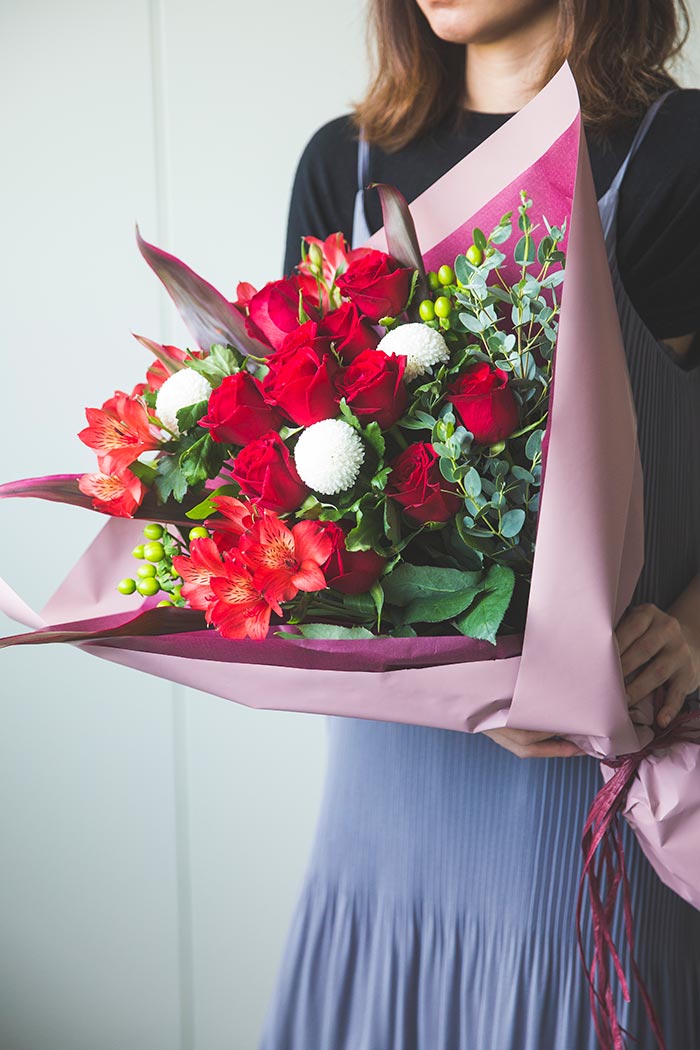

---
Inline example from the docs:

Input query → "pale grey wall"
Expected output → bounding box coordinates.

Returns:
[1,3,698,1050]
[0,2,367,1049]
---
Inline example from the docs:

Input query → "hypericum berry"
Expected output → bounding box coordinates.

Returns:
[156,599,173,607]
[117,578,137,595]
[172,585,183,600]
[136,577,160,597]
[437,264,455,286]
[132,545,145,560]
[418,299,435,322]
[143,541,165,562]
[137,564,157,579]
[466,244,483,266]
[427,270,440,291]
[143,523,164,541]
[188,526,209,541]
[434,296,452,318]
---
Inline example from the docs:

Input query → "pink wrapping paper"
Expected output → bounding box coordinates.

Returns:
[1,64,699,912]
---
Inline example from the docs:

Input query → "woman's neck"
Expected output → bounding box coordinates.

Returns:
[464,5,559,114]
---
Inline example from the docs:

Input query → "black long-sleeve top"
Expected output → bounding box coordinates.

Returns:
[283,91,700,341]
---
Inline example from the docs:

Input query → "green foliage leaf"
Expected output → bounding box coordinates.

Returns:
[186,344,241,387]
[293,623,376,640]
[180,433,227,488]
[153,452,190,503]
[382,563,485,624]
[363,421,385,462]
[454,564,515,644]
[176,399,210,433]
[129,460,158,486]
[185,483,240,520]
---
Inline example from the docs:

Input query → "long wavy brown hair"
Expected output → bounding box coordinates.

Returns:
[352,0,691,149]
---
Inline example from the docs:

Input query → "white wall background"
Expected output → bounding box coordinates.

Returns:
[0,4,698,1049]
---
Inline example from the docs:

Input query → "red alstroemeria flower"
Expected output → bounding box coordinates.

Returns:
[79,390,161,474]
[172,537,225,613]
[233,281,258,309]
[78,468,147,518]
[204,495,256,554]
[240,514,332,604]
[207,562,276,640]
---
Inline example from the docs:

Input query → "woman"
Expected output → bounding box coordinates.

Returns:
[261,2,700,1047]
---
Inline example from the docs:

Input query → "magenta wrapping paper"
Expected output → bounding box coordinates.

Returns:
[1,63,699,910]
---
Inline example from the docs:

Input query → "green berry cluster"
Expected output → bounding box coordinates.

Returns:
[116,523,206,607]
[418,250,482,329]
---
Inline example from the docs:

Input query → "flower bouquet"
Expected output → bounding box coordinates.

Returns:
[70,189,560,649]
[1,63,699,1050]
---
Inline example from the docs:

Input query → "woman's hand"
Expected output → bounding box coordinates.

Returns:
[482,728,585,759]
[615,592,700,728]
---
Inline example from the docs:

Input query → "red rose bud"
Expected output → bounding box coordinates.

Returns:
[199,372,283,446]
[264,321,342,427]
[321,521,386,594]
[244,276,316,351]
[230,431,309,514]
[339,348,408,430]
[318,301,380,361]
[386,442,461,524]
[447,363,519,445]
[336,249,415,322]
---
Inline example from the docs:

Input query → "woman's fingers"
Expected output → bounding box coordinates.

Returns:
[624,643,681,705]
[618,610,676,678]
[656,669,694,728]
[615,603,656,659]
[482,728,586,759]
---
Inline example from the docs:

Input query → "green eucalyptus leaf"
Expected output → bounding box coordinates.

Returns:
[525,429,544,459]
[463,467,482,498]
[514,235,536,266]
[500,508,526,538]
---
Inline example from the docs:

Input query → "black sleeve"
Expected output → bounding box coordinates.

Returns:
[282,116,359,277]
[617,88,700,340]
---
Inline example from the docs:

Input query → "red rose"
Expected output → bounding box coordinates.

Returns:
[199,372,283,445]
[230,431,309,513]
[386,442,461,524]
[264,321,342,426]
[447,363,519,445]
[335,249,414,322]
[318,301,380,361]
[320,521,386,594]
[339,349,408,429]
[244,276,316,351]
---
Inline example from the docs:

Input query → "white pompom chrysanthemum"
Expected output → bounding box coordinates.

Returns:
[294,419,365,495]
[155,368,213,435]
[376,322,450,381]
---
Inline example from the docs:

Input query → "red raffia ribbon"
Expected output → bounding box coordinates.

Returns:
[576,706,700,1050]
